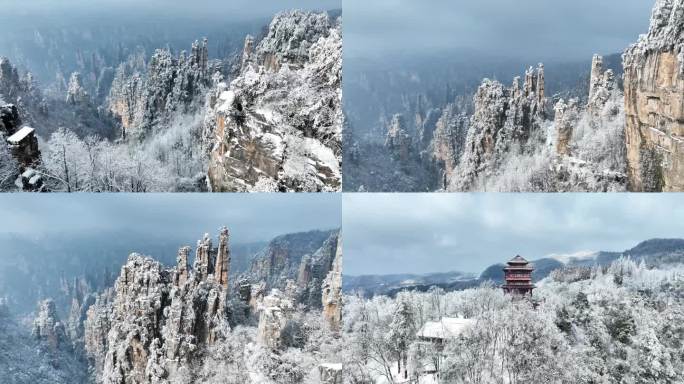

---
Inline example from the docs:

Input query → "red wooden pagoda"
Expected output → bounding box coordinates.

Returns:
[502,255,535,295]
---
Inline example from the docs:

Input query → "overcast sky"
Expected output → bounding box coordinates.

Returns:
[0,194,340,244]
[344,0,654,61]
[0,0,340,20]
[343,194,684,276]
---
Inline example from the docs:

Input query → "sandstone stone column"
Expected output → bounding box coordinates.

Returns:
[322,237,343,332]
[176,246,190,286]
[214,227,230,288]
[194,234,212,280]
[589,54,604,101]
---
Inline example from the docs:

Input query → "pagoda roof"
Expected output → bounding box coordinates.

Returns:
[507,255,529,264]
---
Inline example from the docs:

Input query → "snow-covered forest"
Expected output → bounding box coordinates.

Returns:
[0,6,342,192]
[341,258,684,383]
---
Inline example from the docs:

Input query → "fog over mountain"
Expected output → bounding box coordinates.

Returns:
[343,194,684,275]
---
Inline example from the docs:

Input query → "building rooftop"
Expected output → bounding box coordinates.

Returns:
[508,255,529,264]
[7,126,35,144]
[416,317,475,340]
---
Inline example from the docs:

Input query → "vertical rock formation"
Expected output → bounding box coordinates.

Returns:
[240,35,255,71]
[554,98,579,156]
[623,0,684,191]
[587,55,618,119]
[430,104,469,188]
[175,246,190,286]
[214,227,230,288]
[589,54,605,101]
[66,72,89,105]
[204,11,342,192]
[33,299,67,352]
[84,229,234,383]
[321,236,343,332]
[385,114,412,162]
[256,290,294,350]
[450,64,547,190]
[108,39,213,140]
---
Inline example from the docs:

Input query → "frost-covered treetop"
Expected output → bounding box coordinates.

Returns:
[256,10,335,66]
[625,0,684,59]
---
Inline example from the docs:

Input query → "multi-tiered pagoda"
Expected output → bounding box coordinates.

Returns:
[502,255,535,295]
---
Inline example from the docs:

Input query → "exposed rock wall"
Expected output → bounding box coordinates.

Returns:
[84,229,233,383]
[247,229,340,310]
[429,105,469,188]
[554,98,579,156]
[623,0,684,191]
[255,290,294,350]
[321,236,343,332]
[33,299,67,352]
[108,39,213,140]
[450,64,548,190]
[205,11,342,192]
[385,114,412,162]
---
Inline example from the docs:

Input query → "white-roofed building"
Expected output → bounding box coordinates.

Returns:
[416,316,475,344]
[5,125,40,168]
[406,317,476,381]
[6,126,34,145]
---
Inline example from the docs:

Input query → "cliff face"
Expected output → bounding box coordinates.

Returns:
[84,229,232,384]
[429,104,469,188]
[623,0,684,191]
[247,229,340,309]
[321,236,342,332]
[205,11,342,192]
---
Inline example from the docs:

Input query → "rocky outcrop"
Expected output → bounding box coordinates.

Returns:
[623,0,684,191]
[247,229,340,309]
[84,229,233,383]
[66,72,89,105]
[587,55,618,119]
[554,98,579,156]
[255,290,294,350]
[205,11,341,192]
[321,236,343,332]
[2,299,89,384]
[108,39,214,140]
[385,114,412,162]
[451,64,548,190]
[33,299,67,352]
[430,105,469,188]
[0,103,21,135]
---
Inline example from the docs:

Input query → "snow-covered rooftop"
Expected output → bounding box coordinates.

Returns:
[416,317,475,340]
[7,126,34,144]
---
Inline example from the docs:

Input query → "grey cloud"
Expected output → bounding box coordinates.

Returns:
[343,194,684,276]
[0,0,341,20]
[344,0,653,61]
[0,194,341,245]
